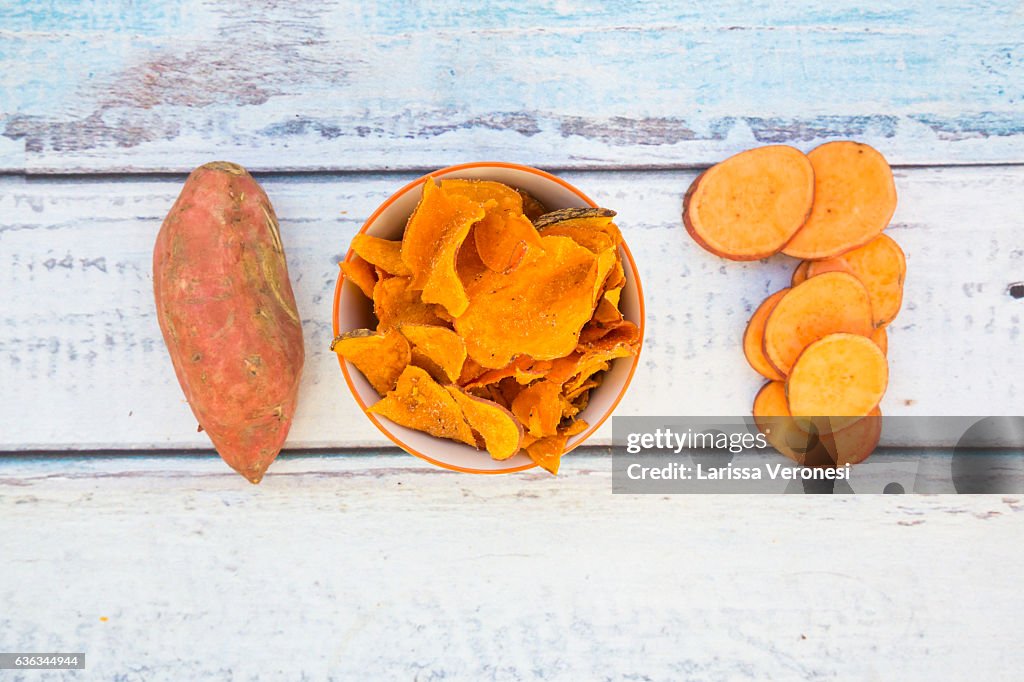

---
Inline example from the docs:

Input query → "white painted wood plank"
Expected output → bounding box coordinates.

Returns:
[1,167,1021,451]
[0,453,1021,680]
[1,1,1022,172]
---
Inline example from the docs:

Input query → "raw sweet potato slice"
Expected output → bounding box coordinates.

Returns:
[791,260,811,286]
[870,325,888,355]
[456,235,598,368]
[753,381,829,465]
[806,234,906,327]
[473,209,543,274]
[526,434,569,475]
[786,333,888,426]
[340,256,377,300]
[816,408,882,466]
[763,272,873,376]
[398,323,467,384]
[351,234,411,276]
[330,328,411,396]
[782,141,897,260]
[445,386,523,460]
[401,179,486,317]
[372,276,447,331]
[369,365,475,446]
[511,380,563,438]
[743,289,789,381]
[754,381,880,466]
[683,145,815,260]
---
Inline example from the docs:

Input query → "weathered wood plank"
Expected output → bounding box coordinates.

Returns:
[0,452,1021,680]
[1,167,1021,451]
[1,1,1022,172]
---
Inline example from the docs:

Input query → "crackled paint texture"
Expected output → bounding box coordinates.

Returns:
[1,1,1023,171]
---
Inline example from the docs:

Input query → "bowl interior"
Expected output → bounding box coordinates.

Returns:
[335,163,643,472]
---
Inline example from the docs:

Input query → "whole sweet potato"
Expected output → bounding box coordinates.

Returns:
[154,162,304,483]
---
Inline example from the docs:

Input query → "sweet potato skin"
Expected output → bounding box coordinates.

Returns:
[153,162,304,483]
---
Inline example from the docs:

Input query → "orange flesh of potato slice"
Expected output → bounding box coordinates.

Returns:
[445,386,524,460]
[683,145,815,260]
[340,256,377,300]
[511,380,564,439]
[753,381,829,465]
[560,418,589,437]
[782,141,897,260]
[372,276,447,331]
[871,325,888,354]
[401,179,486,317]
[473,209,543,274]
[806,234,906,327]
[791,260,811,286]
[743,289,789,381]
[330,328,411,396]
[763,271,873,376]
[786,333,888,428]
[754,381,881,466]
[351,234,411,276]
[397,323,467,384]
[441,178,524,212]
[369,365,475,446]
[525,434,569,475]
[456,235,598,368]
[518,189,548,222]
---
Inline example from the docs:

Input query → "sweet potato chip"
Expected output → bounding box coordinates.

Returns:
[538,211,624,249]
[456,235,598,368]
[462,356,552,390]
[369,365,475,446]
[340,256,377,300]
[561,419,589,437]
[473,209,543,274]
[331,328,411,396]
[534,207,616,230]
[441,178,524,212]
[351,234,411,276]
[518,189,548,222]
[445,386,523,460]
[373,276,447,330]
[401,179,486,317]
[511,380,563,438]
[398,323,467,384]
[526,434,569,475]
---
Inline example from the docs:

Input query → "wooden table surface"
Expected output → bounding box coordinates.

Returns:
[2,2,1023,679]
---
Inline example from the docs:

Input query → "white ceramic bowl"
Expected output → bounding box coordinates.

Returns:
[332,162,645,473]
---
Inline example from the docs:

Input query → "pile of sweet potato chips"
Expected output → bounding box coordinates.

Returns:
[333,178,640,474]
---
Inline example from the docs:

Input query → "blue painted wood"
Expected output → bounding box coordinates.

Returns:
[0,1,1022,172]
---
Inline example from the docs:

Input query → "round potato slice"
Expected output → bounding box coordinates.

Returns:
[743,289,789,381]
[762,272,873,376]
[683,145,815,261]
[782,141,897,260]
[806,234,906,327]
[786,333,888,425]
